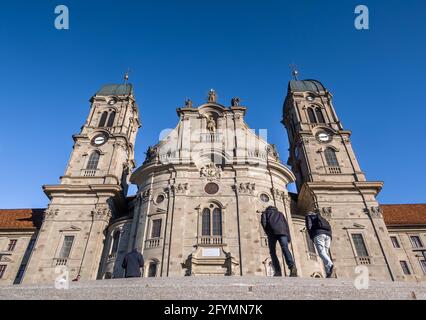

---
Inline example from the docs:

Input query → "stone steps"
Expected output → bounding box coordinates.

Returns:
[1,276,425,300]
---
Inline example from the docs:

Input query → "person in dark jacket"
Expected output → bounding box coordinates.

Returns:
[122,248,144,278]
[305,210,335,278]
[261,206,297,277]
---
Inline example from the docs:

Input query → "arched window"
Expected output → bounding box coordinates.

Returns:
[147,262,157,277]
[98,111,108,127]
[307,108,317,123]
[86,151,100,170]
[324,148,339,166]
[315,107,326,123]
[111,230,120,255]
[212,208,222,236]
[106,111,116,127]
[201,205,222,237]
[202,208,211,236]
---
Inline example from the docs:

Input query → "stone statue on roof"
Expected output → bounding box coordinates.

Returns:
[231,97,240,107]
[185,98,193,108]
[208,89,217,103]
[144,146,157,163]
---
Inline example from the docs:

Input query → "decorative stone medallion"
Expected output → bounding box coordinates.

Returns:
[200,162,222,181]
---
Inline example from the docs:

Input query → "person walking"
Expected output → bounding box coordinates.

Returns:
[122,248,144,278]
[305,210,335,278]
[261,206,297,277]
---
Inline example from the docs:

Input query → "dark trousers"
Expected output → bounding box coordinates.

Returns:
[267,234,295,275]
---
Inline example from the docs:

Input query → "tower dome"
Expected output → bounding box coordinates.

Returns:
[96,83,133,96]
[288,79,326,93]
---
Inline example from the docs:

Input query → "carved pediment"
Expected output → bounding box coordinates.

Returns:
[343,223,366,230]
[353,223,365,228]
[59,225,81,232]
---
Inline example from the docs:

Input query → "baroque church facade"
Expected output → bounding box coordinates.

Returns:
[1,79,426,285]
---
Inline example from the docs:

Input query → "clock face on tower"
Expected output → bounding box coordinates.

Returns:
[316,131,331,143]
[91,134,108,146]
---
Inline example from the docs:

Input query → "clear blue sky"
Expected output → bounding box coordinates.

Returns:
[0,0,425,208]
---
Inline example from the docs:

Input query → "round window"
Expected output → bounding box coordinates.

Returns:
[204,182,219,195]
[91,134,108,146]
[260,193,270,203]
[156,194,165,204]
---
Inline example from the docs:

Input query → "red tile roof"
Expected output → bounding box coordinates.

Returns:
[0,205,425,230]
[0,209,45,230]
[381,204,426,226]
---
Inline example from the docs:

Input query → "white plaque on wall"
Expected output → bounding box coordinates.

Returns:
[202,248,220,257]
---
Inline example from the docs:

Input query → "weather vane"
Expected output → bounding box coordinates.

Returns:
[124,68,131,84]
[289,63,299,80]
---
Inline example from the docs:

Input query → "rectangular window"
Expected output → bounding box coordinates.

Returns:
[400,260,411,275]
[420,260,426,275]
[7,239,17,251]
[0,265,6,279]
[151,219,162,238]
[202,209,211,236]
[212,208,222,236]
[410,236,423,248]
[305,232,316,253]
[58,235,74,258]
[390,236,400,248]
[351,234,369,257]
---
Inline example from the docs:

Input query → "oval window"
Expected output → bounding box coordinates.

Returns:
[260,193,270,203]
[156,194,165,204]
[204,183,219,195]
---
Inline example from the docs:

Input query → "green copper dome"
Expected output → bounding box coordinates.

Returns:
[96,84,133,96]
[288,79,326,93]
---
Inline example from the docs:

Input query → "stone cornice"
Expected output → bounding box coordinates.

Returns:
[43,184,122,199]
[90,95,135,104]
[72,132,132,146]
[304,181,383,193]
[385,224,426,231]
[60,173,121,184]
